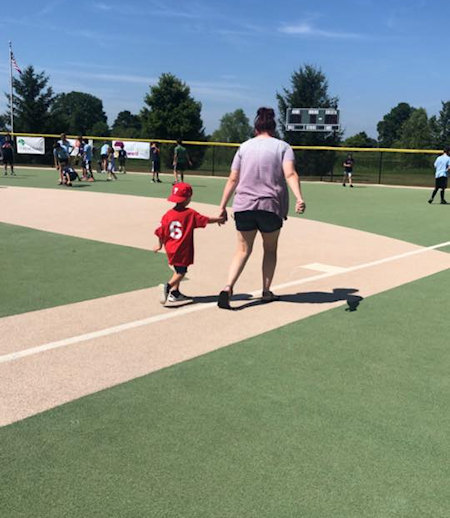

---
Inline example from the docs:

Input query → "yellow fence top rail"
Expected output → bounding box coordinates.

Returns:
[0,131,444,154]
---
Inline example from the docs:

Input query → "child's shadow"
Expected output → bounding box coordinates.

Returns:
[235,288,363,312]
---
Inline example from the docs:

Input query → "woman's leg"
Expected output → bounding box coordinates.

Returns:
[261,229,280,293]
[224,230,257,291]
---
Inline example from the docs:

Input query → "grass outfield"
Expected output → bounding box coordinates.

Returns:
[0,222,170,317]
[1,168,449,247]
[1,269,449,517]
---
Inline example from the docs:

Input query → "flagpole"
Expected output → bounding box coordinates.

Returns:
[9,41,14,135]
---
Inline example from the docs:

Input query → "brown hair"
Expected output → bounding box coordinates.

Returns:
[254,107,276,135]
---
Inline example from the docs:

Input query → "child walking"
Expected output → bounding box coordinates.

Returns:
[154,182,224,304]
[106,146,118,180]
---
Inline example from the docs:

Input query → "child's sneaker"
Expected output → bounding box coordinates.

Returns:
[159,283,170,305]
[167,291,191,303]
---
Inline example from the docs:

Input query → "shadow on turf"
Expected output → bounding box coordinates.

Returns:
[233,288,363,312]
[171,288,363,311]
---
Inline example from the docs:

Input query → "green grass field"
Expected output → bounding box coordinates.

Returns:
[0,170,448,517]
[1,270,449,517]
[1,167,449,245]
[0,222,170,317]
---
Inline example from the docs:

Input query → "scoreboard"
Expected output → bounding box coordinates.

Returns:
[285,108,340,132]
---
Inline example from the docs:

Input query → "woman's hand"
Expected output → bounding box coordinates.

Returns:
[295,198,306,214]
[218,207,228,226]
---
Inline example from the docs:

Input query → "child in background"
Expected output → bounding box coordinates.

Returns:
[106,146,118,181]
[150,141,161,182]
[62,165,80,186]
[154,182,224,304]
[1,135,16,176]
[118,143,127,174]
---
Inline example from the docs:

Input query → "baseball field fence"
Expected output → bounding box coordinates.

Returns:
[1,132,443,187]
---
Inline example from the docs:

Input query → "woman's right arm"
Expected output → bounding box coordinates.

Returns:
[283,160,306,214]
[218,169,240,220]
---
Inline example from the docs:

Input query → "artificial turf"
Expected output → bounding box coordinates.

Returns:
[1,269,449,517]
[2,168,449,247]
[0,222,170,317]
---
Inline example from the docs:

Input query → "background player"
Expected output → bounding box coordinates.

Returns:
[1,134,16,176]
[342,153,355,187]
[173,139,192,184]
[429,147,450,204]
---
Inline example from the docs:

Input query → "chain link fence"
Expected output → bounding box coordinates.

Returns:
[1,132,441,187]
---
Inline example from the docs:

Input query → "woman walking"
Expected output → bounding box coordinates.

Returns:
[217,107,306,310]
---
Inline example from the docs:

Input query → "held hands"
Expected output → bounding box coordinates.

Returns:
[218,207,228,226]
[295,199,306,214]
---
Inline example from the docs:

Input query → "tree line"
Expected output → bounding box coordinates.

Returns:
[1,64,449,154]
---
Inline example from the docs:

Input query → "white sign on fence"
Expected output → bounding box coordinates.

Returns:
[16,136,45,155]
[113,140,150,160]
[67,138,94,156]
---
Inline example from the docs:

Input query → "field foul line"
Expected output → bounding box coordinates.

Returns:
[1,241,449,365]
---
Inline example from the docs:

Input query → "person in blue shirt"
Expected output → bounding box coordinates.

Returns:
[81,138,94,181]
[429,147,450,204]
[53,142,70,184]
[100,142,109,173]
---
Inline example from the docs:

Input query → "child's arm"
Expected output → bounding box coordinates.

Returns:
[207,215,226,225]
[153,237,163,253]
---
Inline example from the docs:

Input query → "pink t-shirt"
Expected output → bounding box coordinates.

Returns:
[231,136,295,220]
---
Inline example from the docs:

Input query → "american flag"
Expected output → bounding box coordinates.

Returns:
[10,51,22,75]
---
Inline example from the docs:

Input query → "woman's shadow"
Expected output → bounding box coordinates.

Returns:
[190,288,363,312]
[233,288,363,311]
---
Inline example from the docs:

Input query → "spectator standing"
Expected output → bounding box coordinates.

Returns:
[53,142,70,184]
[429,147,450,204]
[2,134,16,176]
[118,143,127,174]
[150,141,162,182]
[173,139,192,184]
[100,141,109,173]
[342,153,355,187]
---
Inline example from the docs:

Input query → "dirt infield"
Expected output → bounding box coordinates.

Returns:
[1,187,449,426]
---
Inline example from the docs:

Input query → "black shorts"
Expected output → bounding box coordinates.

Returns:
[118,157,126,166]
[68,170,78,181]
[435,176,448,189]
[101,154,108,161]
[174,265,188,274]
[58,158,69,167]
[151,160,160,173]
[234,210,283,233]
[2,156,13,166]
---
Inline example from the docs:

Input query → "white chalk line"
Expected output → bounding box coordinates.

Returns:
[1,241,449,365]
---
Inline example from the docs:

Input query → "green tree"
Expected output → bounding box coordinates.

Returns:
[140,73,205,167]
[343,131,378,148]
[394,108,432,167]
[211,109,253,143]
[377,102,415,147]
[429,101,450,148]
[277,64,341,176]
[51,91,107,135]
[89,121,110,137]
[111,110,141,138]
[4,66,54,133]
[394,108,432,149]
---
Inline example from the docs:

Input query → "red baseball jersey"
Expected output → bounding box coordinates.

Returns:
[155,207,210,266]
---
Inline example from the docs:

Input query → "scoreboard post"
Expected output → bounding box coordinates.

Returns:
[285,108,340,132]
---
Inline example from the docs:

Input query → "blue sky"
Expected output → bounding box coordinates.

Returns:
[1,0,449,138]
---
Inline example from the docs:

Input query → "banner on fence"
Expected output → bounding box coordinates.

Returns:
[67,138,94,156]
[16,136,45,155]
[113,140,150,160]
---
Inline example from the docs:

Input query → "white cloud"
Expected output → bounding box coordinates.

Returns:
[279,22,362,39]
